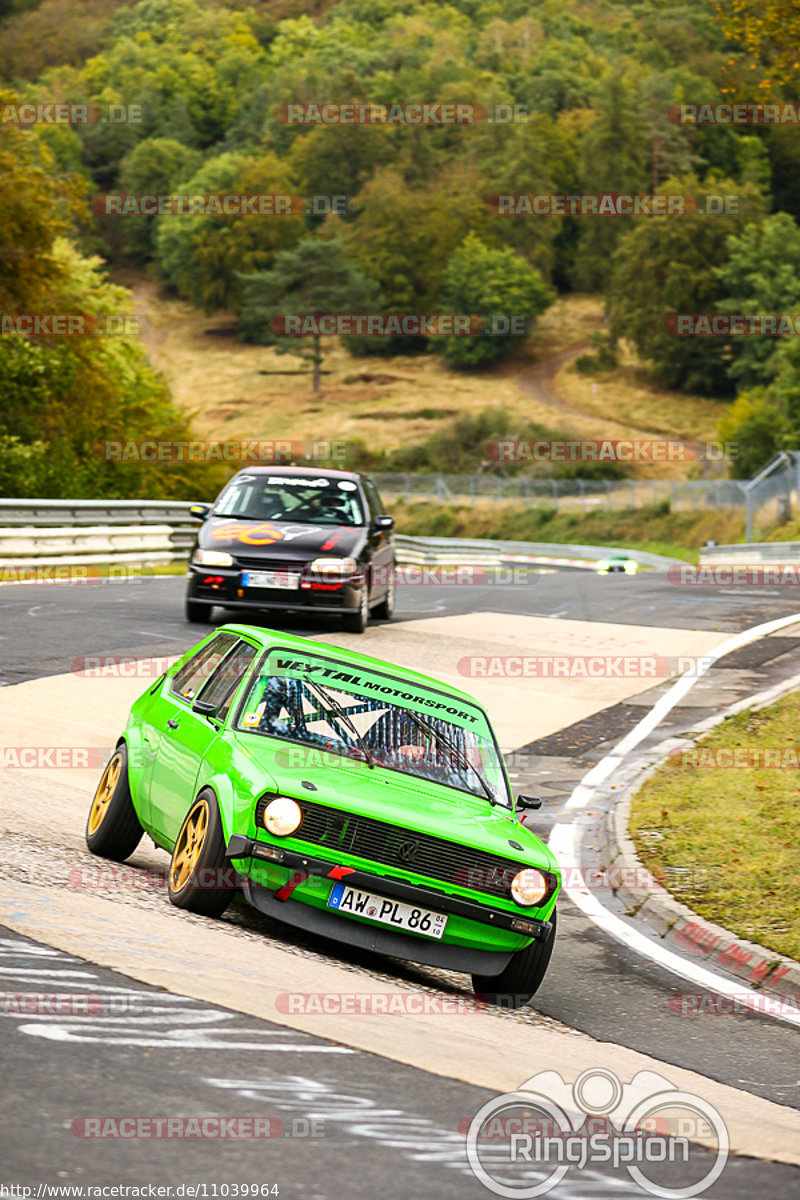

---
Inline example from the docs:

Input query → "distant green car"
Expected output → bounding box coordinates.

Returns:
[596,553,638,575]
[85,625,560,1005]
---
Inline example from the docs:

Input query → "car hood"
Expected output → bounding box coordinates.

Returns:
[199,517,366,560]
[234,732,559,873]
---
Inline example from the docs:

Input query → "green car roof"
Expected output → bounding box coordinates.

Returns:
[219,623,485,710]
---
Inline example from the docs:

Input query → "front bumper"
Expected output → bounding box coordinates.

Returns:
[226,834,553,974]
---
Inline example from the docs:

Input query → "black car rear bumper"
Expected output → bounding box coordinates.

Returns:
[187,566,364,612]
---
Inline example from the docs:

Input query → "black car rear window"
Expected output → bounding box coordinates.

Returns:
[215,474,364,527]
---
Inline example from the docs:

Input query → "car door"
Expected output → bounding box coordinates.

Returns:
[142,632,243,844]
[361,475,394,599]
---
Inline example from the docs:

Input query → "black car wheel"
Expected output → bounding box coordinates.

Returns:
[471,909,557,1008]
[372,565,395,620]
[85,744,144,861]
[343,580,370,634]
[168,790,235,917]
[186,595,213,624]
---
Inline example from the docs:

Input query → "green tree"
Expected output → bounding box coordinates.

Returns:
[714,212,800,390]
[719,337,800,477]
[0,237,213,498]
[0,96,85,312]
[238,235,381,391]
[339,164,491,352]
[572,71,651,290]
[608,176,763,395]
[117,137,202,261]
[154,151,304,312]
[434,233,554,367]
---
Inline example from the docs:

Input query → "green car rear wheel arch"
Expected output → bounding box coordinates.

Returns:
[85,744,143,861]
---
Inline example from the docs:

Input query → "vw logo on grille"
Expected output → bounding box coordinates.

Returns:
[397,839,420,865]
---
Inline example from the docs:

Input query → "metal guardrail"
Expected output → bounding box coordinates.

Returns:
[0,500,197,567]
[700,542,800,566]
[0,499,682,570]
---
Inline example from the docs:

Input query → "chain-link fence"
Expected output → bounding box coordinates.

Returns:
[373,473,746,510]
[374,455,800,538]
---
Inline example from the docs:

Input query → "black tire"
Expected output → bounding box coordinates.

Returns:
[186,595,213,624]
[168,789,235,917]
[372,565,395,620]
[85,744,144,861]
[342,581,369,634]
[471,909,557,1008]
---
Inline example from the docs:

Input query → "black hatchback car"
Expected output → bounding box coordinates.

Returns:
[185,467,396,632]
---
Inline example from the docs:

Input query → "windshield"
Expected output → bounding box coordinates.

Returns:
[235,650,510,806]
[215,474,364,527]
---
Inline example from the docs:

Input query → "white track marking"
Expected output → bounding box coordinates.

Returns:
[549,611,800,1029]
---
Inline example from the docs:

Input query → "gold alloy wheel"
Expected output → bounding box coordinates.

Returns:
[87,752,122,835]
[170,798,209,892]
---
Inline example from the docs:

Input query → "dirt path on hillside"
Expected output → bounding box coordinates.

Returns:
[516,342,596,419]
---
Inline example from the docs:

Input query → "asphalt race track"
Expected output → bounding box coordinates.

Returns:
[2,565,800,1197]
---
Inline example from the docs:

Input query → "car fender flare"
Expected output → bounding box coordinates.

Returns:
[194,774,235,844]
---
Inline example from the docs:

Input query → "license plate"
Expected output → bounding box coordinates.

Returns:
[327,882,448,939]
[241,569,300,590]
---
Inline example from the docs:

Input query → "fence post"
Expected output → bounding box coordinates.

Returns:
[470,476,475,507]
[550,480,558,511]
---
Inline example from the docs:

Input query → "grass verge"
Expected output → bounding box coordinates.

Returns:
[389,500,747,562]
[630,693,800,961]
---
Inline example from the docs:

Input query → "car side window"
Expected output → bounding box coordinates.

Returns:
[169,633,238,702]
[197,640,258,721]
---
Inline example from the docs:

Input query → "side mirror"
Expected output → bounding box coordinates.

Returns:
[373,514,394,531]
[517,795,542,811]
[189,503,210,521]
[192,697,219,719]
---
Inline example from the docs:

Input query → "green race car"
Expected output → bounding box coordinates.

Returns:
[85,625,560,1006]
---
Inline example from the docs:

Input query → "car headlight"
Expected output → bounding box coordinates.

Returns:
[624,562,637,574]
[510,868,548,906]
[261,796,303,837]
[308,557,358,575]
[193,549,233,567]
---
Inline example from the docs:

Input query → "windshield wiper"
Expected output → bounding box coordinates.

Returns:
[400,709,497,805]
[304,680,376,768]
